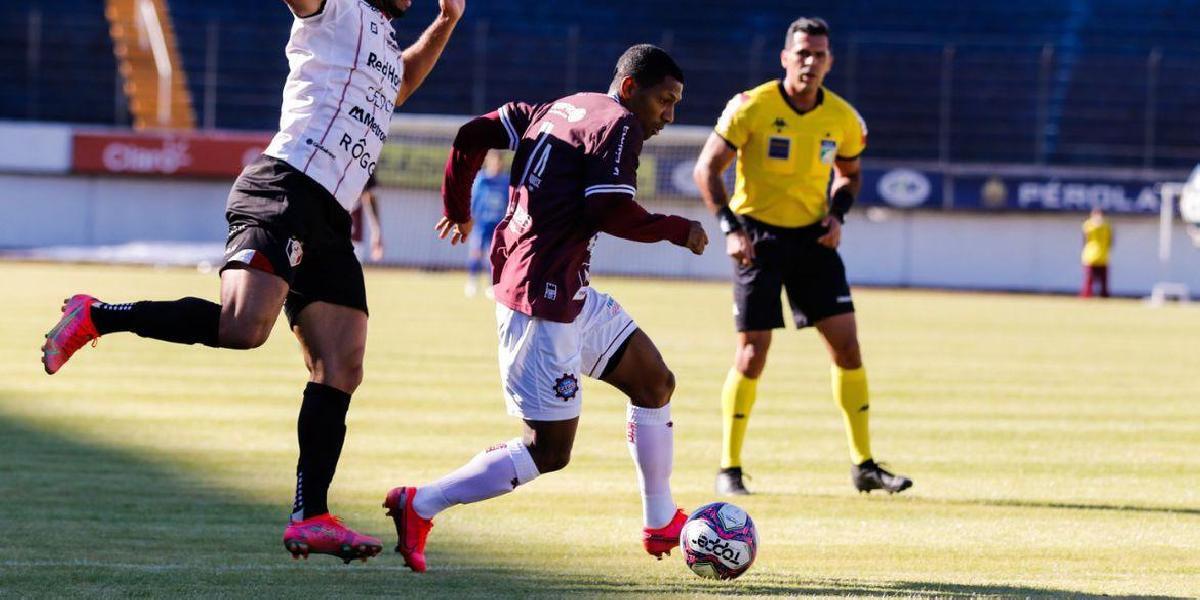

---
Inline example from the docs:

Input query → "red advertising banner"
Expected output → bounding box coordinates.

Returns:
[72,130,273,178]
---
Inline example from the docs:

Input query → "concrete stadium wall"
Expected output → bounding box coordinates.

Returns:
[2,172,1198,298]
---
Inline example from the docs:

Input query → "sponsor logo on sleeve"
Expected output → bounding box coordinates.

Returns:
[547,102,587,123]
[612,125,629,176]
[544,282,557,301]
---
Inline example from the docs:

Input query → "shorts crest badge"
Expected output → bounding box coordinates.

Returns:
[553,373,579,402]
[286,238,304,267]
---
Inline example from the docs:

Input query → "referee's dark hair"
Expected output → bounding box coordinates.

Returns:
[785,17,831,46]
[612,44,685,89]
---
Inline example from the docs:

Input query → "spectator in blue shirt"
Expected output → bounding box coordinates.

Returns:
[465,151,509,297]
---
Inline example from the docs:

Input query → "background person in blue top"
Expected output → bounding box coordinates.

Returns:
[464,151,510,297]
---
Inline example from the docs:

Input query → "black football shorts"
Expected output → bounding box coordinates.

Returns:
[222,155,368,325]
[733,215,855,331]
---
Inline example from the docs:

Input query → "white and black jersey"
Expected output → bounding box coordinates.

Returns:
[264,0,403,211]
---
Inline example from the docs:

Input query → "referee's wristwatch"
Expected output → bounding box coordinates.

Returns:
[716,205,742,234]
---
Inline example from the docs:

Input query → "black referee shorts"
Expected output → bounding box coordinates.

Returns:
[222,155,368,326]
[733,215,854,331]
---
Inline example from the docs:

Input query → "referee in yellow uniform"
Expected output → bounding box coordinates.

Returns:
[693,17,912,496]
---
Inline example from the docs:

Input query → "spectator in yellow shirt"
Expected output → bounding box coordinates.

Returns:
[1081,208,1113,298]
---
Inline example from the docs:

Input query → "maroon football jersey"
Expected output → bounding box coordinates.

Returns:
[443,92,691,322]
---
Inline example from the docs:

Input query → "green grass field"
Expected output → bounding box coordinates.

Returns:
[1,262,1197,599]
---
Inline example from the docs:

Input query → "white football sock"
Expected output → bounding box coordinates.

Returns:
[412,437,539,520]
[626,403,676,529]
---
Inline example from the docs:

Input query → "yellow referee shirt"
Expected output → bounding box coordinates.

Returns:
[715,81,867,228]
[1081,216,1112,266]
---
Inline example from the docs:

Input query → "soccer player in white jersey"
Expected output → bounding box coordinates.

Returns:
[40,0,465,564]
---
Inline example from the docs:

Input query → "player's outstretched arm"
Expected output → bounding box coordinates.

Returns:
[396,0,465,106]
[437,109,513,244]
[583,193,706,255]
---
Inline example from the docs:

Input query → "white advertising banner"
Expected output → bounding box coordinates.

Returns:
[0,122,73,173]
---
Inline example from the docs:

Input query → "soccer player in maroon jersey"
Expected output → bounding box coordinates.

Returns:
[383,44,708,572]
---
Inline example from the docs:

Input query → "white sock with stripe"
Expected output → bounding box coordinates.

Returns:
[627,404,677,529]
[411,438,539,520]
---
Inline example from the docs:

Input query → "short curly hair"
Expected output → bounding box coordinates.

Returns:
[612,44,685,89]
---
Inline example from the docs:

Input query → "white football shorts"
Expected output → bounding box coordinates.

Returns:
[495,287,637,421]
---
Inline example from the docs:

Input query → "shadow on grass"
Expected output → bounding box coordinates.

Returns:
[966,498,1200,517]
[0,410,1188,599]
[794,491,1200,518]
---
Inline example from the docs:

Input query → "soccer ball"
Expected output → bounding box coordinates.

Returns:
[679,502,758,580]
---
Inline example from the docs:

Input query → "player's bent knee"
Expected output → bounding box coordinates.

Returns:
[308,355,364,394]
[658,368,677,404]
[529,447,571,473]
[219,321,273,349]
[630,367,674,408]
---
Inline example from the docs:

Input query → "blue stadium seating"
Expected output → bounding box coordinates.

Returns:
[2,0,1197,168]
[0,0,123,125]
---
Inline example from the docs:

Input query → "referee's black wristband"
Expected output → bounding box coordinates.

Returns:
[829,187,856,224]
[716,205,742,234]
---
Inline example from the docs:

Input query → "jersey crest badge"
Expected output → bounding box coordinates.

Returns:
[819,139,838,165]
[767,136,791,160]
[544,282,558,301]
[553,373,579,401]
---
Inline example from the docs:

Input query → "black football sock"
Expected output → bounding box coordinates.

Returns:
[291,382,352,520]
[91,298,220,347]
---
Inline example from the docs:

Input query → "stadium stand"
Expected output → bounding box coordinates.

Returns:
[0,0,124,126]
[1,0,1197,167]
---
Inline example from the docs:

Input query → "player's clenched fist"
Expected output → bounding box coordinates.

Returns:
[685,221,709,255]
[438,0,465,22]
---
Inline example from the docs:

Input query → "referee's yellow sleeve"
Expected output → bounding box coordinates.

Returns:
[714,93,750,148]
[838,106,868,159]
